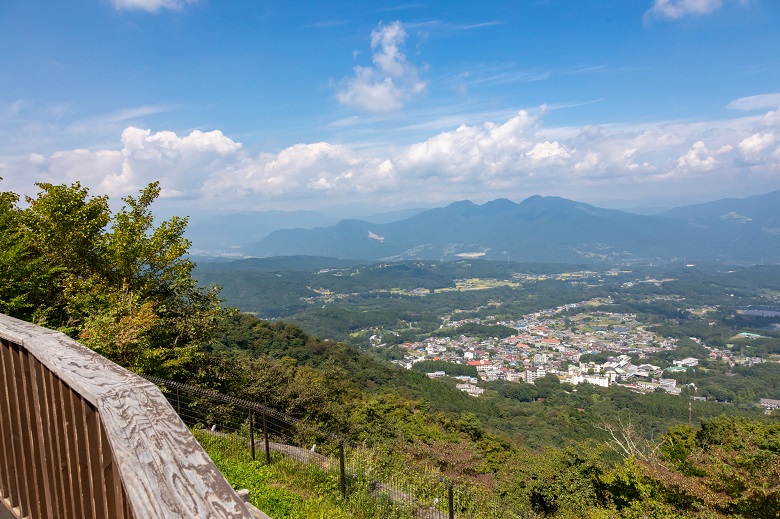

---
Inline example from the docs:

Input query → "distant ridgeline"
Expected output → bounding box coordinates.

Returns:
[236,190,780,265]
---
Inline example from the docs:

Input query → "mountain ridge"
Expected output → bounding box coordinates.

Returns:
[242,190,780,265]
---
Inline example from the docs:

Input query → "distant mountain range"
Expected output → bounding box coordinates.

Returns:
[239,190,780,265]
[185,207,427,256]
[185,210,338,256]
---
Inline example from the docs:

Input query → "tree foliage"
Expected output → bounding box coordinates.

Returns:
[4,180,780,517]
[410,360,478,377]
[0,181,226,377]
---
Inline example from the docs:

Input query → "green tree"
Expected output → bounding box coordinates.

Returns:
[21,182,110,331]
[533,373,562,399]
[81,183,226,376]
[646,416,780,517]
[0,189,55,319]
[1,181,226,378]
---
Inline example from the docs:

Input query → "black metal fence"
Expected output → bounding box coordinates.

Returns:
[144,376,521,518]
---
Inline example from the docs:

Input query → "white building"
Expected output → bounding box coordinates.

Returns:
[524,367,547,384]
[456,383,485,397]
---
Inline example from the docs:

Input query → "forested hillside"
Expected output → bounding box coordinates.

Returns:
[2,182,778,517]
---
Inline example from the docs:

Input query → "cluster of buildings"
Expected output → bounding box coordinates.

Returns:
[684,337,767,368]
[391,303,688,397]
[383,290,779,401]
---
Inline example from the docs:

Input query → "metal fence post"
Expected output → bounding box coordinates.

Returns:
[249,410,255,461]
[262,412,271,464]
[448,482,454,519]
[339,440,346,498]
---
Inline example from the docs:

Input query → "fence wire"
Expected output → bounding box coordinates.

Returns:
[144,376,525,518]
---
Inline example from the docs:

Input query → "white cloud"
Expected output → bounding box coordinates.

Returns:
[400,111,538,178]
[738,131,775,161]
[111,0,192,12]
[2,149,123,202]
[7,100,29,117]
[727,93,780,111]
[200,141,398,202]
[335,21,426,112]
[527,141,572,162]
[7,106,780,212]
[117,127,241,198]
[762,109,780,128]
[4,99,71,121]
[574,152,601,172]
[2,127,242,203]
[103,105,173,123]
[677,140,717,171]
[49,149,123,186]
[645,0,723,20]
[27,153,46,165]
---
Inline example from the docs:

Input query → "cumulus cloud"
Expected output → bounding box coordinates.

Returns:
[335,21,426,112]
[738,132,775,161]
[645,0,723,21]
[677,140,717,171]
[762,109,780,128]
[574,152,601,173]
[116,127,241,198]
[527,141,572,162]
[203,142,398,201]
[3,127,242,203]
[111,0,193,12]
[27,153,46,165]
[46,149,123,188]
[7,105,780,212]
[400,111,539,181]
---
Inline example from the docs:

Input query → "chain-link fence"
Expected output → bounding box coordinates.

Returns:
[144,376,524,518]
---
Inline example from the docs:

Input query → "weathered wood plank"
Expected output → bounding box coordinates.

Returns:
[20,345,47,519]
[43,368,70,519]
[1,342,20,512]
[51,369,80,519]
[0,341,15,505]
[62,382,86,519]
[99,416,125,519]
[28,355,54,517]
[8,342,32,518]
[86,402,109,519]
[76,396,98,519]
[0,313,253,518]
[97,385,251,518]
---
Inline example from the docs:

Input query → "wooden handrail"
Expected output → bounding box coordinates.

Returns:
[0,314,255,518]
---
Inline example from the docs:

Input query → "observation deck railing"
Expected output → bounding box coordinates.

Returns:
[0,313,256,519]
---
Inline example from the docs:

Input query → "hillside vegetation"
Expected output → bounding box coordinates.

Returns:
[1,182,778,517]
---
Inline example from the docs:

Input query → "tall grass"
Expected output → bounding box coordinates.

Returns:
[195,430,520,518]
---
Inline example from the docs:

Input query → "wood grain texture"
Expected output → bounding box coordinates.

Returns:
[43,368,69,519]
[28,354,54,518]
[0,341,19,511]
[0,314,255,518]
[6,341,31,518]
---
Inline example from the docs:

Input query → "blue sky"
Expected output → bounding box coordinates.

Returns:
[1,0,779,216]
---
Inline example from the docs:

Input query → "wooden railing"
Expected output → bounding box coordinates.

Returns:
[0,314,256,519]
